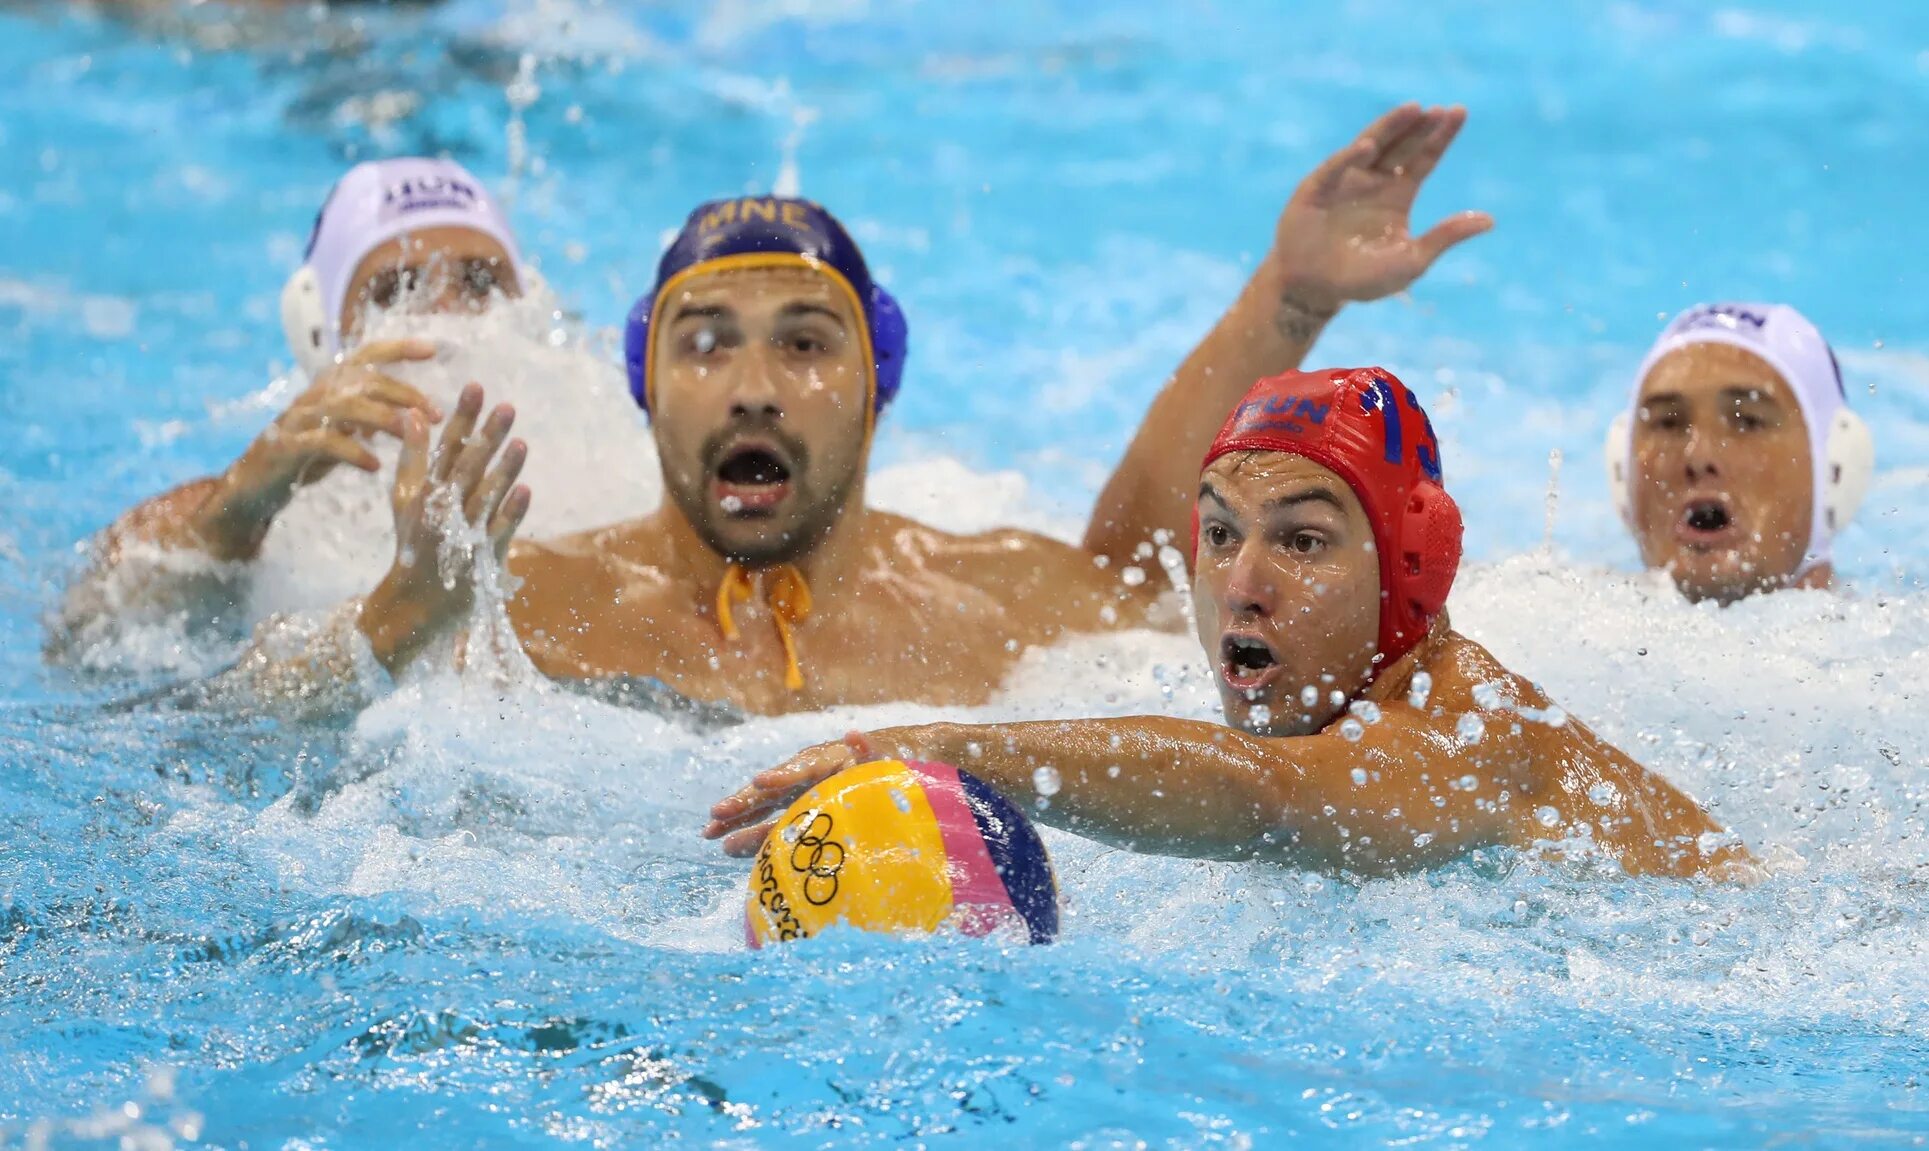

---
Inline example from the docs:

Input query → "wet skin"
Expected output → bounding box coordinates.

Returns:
[710,451,1754,879]
[497,267,1168,714]
[1629,343,1820,604]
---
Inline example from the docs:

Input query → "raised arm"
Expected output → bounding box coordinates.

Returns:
[706,707,1518,875]
[212,383,531,709]
[1083,104,1492,567]
[49,340,442,652]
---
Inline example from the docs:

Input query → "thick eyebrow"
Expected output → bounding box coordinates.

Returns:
[1196,482,1345,515]
[1639,391,1684,408]
[669,303,731,324]
[778,301,847,328]
[1719,385,1777,405]
[1264,487,1346,514]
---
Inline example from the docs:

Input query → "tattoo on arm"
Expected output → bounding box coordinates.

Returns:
[1273,296,1339,344]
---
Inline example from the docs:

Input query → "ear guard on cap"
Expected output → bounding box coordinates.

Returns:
[280,266,330,377]
[1397,481,1463,626]
[625,282,907,415]
[1822,407,1874,532]
[1604,412,1634,527]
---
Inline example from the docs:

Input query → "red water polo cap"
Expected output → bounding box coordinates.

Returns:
[1195,367,1464,672]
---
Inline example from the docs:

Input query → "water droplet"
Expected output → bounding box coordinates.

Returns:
[1249,704,1272,728]
[1587,782,1620,806]
[1408,671,1433,709]
[965,742,983,760]
[1349,700,1381,725]
[1098,604,1118,625]
[1300,684,1319,708]
[1453,773,1480,792]
[1106,764,1121,778]
[1328,690,1345,709]
[1536,805,1561,828]
[1340,720,1365,743]
[888,788,913,813]
[1412,831,1435,849]
[1349,766,1368,785]
[1032,765,1062,797]
[1542,705,1568,728]
[1456,712,1486,745]
[1472,681,1502,709]
[1120,565,1147,587]
[720,494,744,513]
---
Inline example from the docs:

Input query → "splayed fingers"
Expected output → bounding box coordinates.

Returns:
[704,735,872,855]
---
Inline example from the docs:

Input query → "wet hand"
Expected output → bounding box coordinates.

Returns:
[196,340,443,558]
[1269,104,1493,317]
[704,731,875,857]
[359,382,530,673]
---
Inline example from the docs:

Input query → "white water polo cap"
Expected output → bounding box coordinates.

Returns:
[280,157,524,371]
[1605,302,1874,574]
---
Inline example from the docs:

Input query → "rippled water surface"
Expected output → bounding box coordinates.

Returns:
[2,1,1927,1146]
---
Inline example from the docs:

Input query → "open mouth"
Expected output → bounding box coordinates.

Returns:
[1220,632,1282,692]
[713,443,794,514]
[1676,496,1739,549]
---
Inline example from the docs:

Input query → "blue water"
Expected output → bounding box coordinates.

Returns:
[3,1,1927,1146]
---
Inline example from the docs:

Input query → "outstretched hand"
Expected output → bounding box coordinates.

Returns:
[703,731,876,857]
[359,382,530,673]
[1270,103,1492,314]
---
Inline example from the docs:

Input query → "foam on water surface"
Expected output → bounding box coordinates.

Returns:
[3,0,1928,1145]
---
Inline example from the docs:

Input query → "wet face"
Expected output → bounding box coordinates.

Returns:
[338,225,522,343]
[1192,452,1381,737]
[1628,343,1813,604]
[649,265,872,566]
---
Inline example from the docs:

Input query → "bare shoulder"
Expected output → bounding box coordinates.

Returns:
[872,511,1146,591]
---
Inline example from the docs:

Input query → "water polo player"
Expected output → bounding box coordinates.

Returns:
[1607,303,1874,604]
[54,157,526,649]
[708,368,1754,880]
[313,104,1494,714]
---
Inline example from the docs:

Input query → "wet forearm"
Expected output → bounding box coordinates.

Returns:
[867,717,1291,860]
[1083,256,1335,566]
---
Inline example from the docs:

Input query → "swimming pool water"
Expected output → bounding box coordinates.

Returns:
[2,1,1926,1146]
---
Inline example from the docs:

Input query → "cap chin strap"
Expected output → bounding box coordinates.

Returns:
[1603,407,1875,550]
[279,264,547,377]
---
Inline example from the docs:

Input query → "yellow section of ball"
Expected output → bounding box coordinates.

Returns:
[745,759,957,947]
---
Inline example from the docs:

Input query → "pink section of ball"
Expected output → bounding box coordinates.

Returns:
[907,760,1018,936]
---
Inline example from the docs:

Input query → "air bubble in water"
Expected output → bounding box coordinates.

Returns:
[1408,671,1433,710]
[1032,765,1062,797]
[1340,719,1365,743]
[1456,712,1486,745]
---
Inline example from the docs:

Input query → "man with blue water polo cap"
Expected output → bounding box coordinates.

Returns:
[281,106,1496,714]
[53,156,527,653]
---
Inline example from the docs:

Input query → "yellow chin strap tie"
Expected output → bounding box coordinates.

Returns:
[715,564,814,692]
